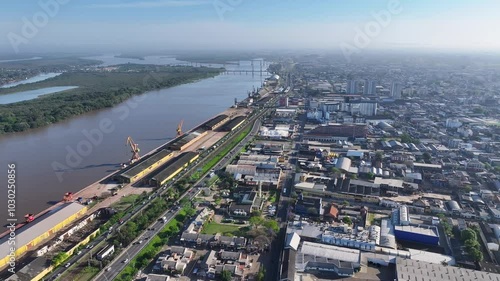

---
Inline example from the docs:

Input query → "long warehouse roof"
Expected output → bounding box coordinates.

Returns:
[203,114,228,128]
[151,152,199,183]
[0,202,86,258]
[120,149,173,178]
[223,116,246,130]
[169,129,206,149]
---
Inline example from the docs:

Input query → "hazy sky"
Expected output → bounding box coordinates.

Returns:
[1,0,499,54]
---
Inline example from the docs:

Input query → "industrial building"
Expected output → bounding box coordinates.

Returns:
[296,241,361,277]
[396,258,500,281]
[167,129,207,151]
[0,203,87,269]
[116,149,174,183]
[150,152,199,187]
[303,124,368,142]
[394,225,439,246]
[222,116,246,131]
[202,114,230,130]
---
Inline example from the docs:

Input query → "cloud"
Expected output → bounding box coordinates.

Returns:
[88,0,211,8]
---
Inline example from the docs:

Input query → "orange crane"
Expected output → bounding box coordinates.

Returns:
[176,120,184,137]
[126,136,140,163]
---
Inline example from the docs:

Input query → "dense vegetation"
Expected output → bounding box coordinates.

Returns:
[0,65,222,133]
[461,227,484,262]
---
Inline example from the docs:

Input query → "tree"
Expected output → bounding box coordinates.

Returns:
[469,247,484,262]
[464,239,479,251]
[462,184,472,193]
[263,219,279,233]
[374,151,384,163]
[183,205,197,217]
[342,216,352,225]
[249,216,264,228]
[52,252,69,266]
[423,152,432,162]
[221,270,232,281]
[349,174,358,179]
[328,167,341,175]
[461,229,477,241]
[256,267,266,281]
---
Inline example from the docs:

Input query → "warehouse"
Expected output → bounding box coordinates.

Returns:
[167,129,207,151]
[150,152,199,187]
[296,241,360,277]
[116,149,174,183]
[0,203,87,269]
[222,116,246,131]
[396,258,500,281]
[394,225,439,246]
[202,114,230,130]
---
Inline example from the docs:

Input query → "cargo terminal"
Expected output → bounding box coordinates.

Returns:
[115,149,174,183]
[0,203,87,269]
[223,116,247,131]
[167,129,208,151]
[202,114,230,130]
[150,152,200,187]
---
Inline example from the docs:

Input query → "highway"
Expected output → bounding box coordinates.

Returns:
[98,188,200,280]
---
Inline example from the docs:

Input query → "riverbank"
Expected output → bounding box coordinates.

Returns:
[0,58,268,223]
[0,65,223,133]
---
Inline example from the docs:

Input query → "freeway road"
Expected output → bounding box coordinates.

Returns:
[98,188,200,280]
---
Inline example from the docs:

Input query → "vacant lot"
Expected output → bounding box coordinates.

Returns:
[201,222,241,235]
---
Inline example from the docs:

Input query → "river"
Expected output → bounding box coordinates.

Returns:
[0,72,62,89]
[0,86,77,104]
[0,56,270,222]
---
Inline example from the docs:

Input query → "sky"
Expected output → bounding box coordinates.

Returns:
[1,0,500,55]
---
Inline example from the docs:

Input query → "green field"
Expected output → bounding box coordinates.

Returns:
[201,222,241,235]
[111,194,140,212]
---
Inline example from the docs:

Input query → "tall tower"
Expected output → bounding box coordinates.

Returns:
[391,82,403,99]
[346,80,358,94]
[364,80,377,95]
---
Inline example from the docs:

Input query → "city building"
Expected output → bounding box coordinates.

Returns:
[391,82,403,99]
[363,80,377,95]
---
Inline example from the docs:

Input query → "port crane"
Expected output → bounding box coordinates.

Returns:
[176,120,184,137]
[126,136,140,164]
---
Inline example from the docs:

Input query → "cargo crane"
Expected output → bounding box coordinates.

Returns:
[126,136,140,164]
[176,120,184,137]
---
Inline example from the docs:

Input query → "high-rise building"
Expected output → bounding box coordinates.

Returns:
[363,80,377,95]
[346,80,359,94]
[391,82,403,99]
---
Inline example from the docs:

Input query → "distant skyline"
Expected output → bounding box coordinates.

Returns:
[1,0,500,55]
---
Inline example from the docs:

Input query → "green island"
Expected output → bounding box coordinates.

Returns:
[0,64,223,133]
